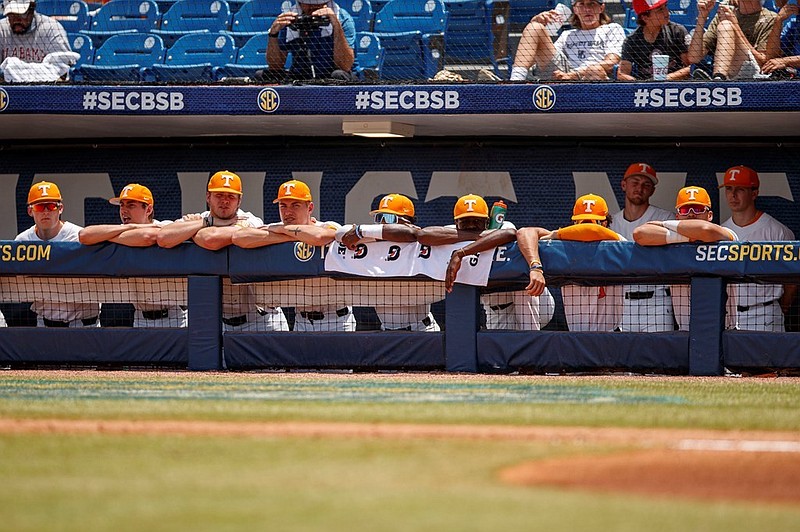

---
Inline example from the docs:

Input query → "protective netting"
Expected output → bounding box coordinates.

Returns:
[1,0,795,83]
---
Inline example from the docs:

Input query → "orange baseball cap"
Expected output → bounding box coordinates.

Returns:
[624,162,658,184]
[571,193,608,221]
[207,170,243,195]
[27,181,62,205]
[718,165,759,189]
[274,179,312,203]
[453,194,489,220]
[675,186,712,209]
[370,194,415,217]
[109,183,153,206]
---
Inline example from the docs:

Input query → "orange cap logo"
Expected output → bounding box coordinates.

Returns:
[624,162,658,184]
[719,165,759,189]
[370,194,415,217]
[207,171,243,195]
[110,183,153,206]
[273,179,312,203]
[675,186,712,209]
[571,193,608,221]
[27,181,62,205]
[453,194,489,220]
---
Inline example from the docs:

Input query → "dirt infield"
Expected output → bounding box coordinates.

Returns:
[2,417,799,505]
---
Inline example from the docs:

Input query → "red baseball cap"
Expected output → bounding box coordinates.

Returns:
[632,0,667,15]
[718,165,760,189]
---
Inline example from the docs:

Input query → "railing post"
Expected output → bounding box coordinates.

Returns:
[688,276,725,376]
[445,284,480,372]
[187,275,222,370]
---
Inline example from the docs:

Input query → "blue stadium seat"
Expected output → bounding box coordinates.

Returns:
[80,0,161,48]
[509,0,554,26]
[67,32,94,66]
[340,0,375,33]
[373,0,447,80]
[143,32,236,81]
[353,31,384,79]
[152,0,232,48]
[214,32,269,79]
[224,0,288,48]
[73,33,166,81]
[38,0,90,32]
[443,0,509,77]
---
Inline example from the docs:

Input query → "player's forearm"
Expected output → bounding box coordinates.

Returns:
[687,27,707,64]
[192,226,238,251]
[272,224,336,246]
[231,227,290,248]
[78,225,130,245]
[632,224,670,246]
[111,227,160,247]
[457,228,517,256]
[267,40,287,71]
[516,227,546,262]
[382,225,418,242]
[417,227,482,245]
[676,220,734,242]
[332,23,355,71]
[156,220,203,248]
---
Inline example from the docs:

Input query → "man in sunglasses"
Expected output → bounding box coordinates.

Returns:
[0,0,70,63]
[233,179,354,332]
[15,180,100,328]
[335,193,440,331]
[719,166,796,331]
[79,183,186,328]
[420,194,554,331]
[610,163,675,332]
[633,186,738,331]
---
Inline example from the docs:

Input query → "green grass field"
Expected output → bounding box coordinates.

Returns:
[1,371,799,532]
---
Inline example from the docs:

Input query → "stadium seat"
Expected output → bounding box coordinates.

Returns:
[73,33,166,81]
[37,0,90,32]
[152,0,232,48]
[80,0,161,48]
[143,32,236,81]
[508,0,554,27]
[340,0,375,33]
[224,0,289,48]
[443,0,510,77]
[67,32,94,67]
[372,0,447,80]
[353,31,384,80]
[214,32,269,79]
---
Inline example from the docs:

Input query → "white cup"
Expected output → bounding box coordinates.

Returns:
[652,54,669,81]
[546,3,572,37]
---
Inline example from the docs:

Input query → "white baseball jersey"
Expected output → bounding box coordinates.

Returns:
[611,205,676,332]
[16,221,100,324]
[723,212,794,331]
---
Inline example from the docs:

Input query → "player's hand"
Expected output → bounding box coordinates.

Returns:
[270,11,296,33]
[525,269,546,296]
[340,227,361,250]
[697,0,714,18]
[444,252,463,293]
[778,3,799,20]
[531,9,561,25]
[718,4,737,23]
[762,57,787,73]
[182,213,203,222]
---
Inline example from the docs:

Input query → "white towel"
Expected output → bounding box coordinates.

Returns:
[0,51,80,82]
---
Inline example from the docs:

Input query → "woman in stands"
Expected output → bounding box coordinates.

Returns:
[510,0,625,81]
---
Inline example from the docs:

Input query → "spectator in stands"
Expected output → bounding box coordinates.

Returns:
[266,0,356,81]
[763,0,800,76]
[335,193,440,331]
[633,186,738,331]
[610,163,675,332]
[421,194,554,330]
[444,194,621,332]
[719,166,796,331]
[687,0,777,80]
[79,183,186,328]
[16,180,100,328]
[0,0,72,80]
[617,0,691,80]
[157,170,288,332]
[510,0,625,81]
[233,179,355,331]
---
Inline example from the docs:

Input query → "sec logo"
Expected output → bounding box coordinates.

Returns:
[0,89,9,112]
[294,241,315,262]
[532,85,556,111]
[258,88,280,113]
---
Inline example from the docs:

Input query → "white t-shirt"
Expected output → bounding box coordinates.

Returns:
[16,220,82,242]
[554,23,625,69]
[610,204,674,241]
[723,212,794,306]
[188,209,263,228]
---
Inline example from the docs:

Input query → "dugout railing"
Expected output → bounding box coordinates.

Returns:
[1,239,799,375]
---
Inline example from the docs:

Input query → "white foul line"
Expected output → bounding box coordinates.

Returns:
[678,439,800,453]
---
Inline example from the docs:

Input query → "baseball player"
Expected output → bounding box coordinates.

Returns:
[79,183,186,328]
[335,193,440,331]
[610,163,675,332]
[634,186,738,331]
[233,179,355,332]
[420,194,554,330]
[157,171,288,332]
[15,180,100,327]
[719,166,795,331]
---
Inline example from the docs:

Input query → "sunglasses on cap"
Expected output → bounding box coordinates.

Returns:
[31,202,61,212]
[677,204,709,216]
[374,213,407,224]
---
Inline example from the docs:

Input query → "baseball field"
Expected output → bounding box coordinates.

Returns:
[1,370,799,531]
